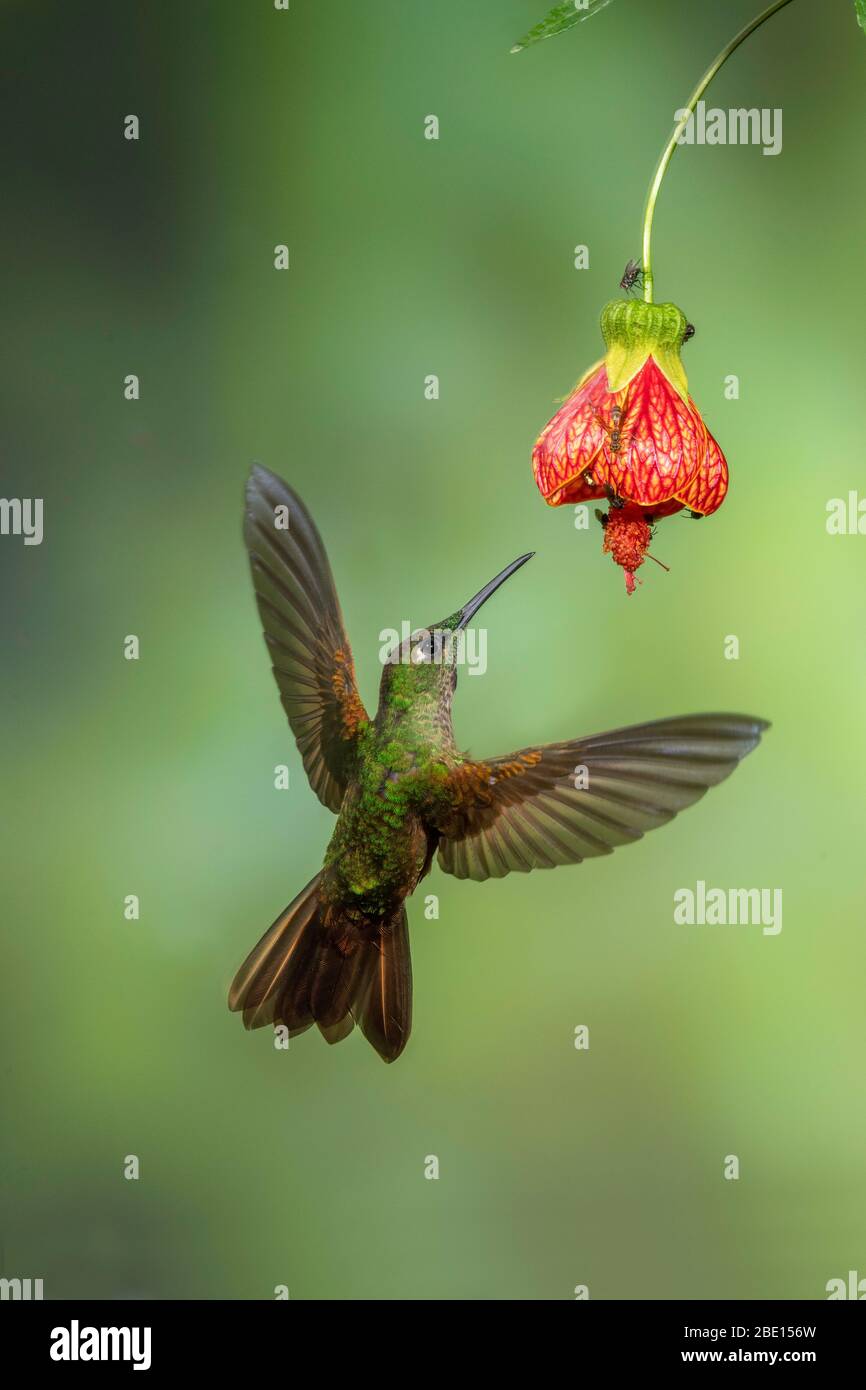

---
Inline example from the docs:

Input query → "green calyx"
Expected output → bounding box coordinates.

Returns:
[600,298,690,401]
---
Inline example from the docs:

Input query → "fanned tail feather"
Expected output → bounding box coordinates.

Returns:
[228,877,413,1062]
[358,909,412,1064]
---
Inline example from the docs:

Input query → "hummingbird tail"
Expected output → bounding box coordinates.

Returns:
[356,907,412,1064]
[228,876,413,1063]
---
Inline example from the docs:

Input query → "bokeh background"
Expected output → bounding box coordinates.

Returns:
[2,0,865,1300]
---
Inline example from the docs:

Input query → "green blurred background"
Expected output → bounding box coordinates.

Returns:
[2,0,865,1300]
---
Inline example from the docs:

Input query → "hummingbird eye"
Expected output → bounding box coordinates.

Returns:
[411,631,433,664]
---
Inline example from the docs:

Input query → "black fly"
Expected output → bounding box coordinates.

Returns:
[619,258,643,296]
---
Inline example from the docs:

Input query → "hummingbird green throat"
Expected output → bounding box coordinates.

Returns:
[229,466,768,1063]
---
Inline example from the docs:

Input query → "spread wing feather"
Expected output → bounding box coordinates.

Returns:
[436,714,769,881]
[244,465,369,813]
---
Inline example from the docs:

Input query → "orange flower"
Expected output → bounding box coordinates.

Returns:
[532,299,728,593]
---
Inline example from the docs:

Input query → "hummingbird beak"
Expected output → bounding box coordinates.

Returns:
[455,552,534,630]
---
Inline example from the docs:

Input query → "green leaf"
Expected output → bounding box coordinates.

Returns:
[511,0,615,53]
[856,0,866,35]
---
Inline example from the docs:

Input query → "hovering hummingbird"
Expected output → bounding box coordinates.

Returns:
[229,466,769,1063]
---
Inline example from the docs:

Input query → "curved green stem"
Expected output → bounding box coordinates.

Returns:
[641,0,797,302]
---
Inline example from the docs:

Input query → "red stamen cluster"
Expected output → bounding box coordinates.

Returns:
[601,509,652,595]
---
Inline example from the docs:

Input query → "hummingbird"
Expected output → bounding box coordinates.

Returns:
[229,465,769,1063]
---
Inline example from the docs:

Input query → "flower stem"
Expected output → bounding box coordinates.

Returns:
[641,0,798,302]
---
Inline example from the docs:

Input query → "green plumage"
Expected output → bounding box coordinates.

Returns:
[229,466,768,1063]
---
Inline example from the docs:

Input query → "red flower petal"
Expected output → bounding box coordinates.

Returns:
[604,357,706,507]
[532,364,610,504]
[548,470,608,505]
[674,420,729,515]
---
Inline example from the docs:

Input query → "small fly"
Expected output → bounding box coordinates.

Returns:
[593,395,632,458]
[619,259,643,296]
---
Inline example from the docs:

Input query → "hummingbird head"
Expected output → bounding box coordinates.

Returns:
[380,553,534,710]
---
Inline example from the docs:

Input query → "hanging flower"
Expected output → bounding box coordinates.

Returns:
[532,299,728,593]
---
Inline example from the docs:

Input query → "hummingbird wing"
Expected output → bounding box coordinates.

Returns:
[244,465,370,813]
[435,714,768,881]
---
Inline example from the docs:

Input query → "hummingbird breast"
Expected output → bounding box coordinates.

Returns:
[320,772,434,930]
[318,702,458,934]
